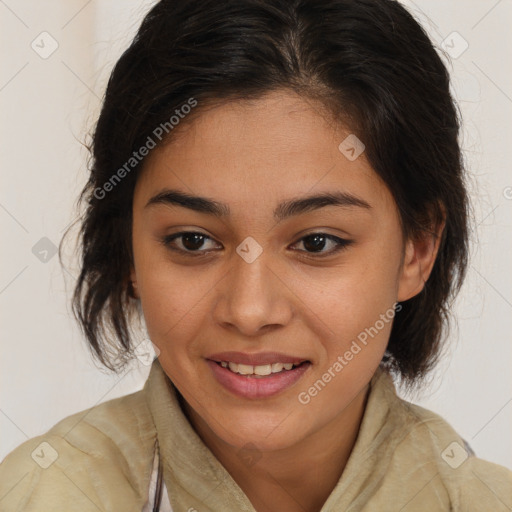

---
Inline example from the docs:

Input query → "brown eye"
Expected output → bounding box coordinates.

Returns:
[161,232,219,255]
[291,233,353,256]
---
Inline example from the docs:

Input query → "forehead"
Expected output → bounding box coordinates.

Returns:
[153,91,345,167]
[134,90,394,216]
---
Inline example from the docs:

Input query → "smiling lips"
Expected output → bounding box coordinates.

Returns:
[206,351,311,399]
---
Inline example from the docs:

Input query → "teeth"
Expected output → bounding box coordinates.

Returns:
[235,363,253,375]
[220,361,303,375]
[254,364,272,376]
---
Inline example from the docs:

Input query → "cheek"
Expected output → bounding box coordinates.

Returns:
[297,240,400,380]
[298,245,400,334]
[133,238,210,354]
[295,265,399,420]
[140,271,207,347]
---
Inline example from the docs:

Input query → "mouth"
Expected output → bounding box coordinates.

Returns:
[205,352,312,399]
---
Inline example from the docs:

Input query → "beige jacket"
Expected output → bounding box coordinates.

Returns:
[1,358,511,511]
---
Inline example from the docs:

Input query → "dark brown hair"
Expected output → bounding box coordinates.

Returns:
[61,0,470,389]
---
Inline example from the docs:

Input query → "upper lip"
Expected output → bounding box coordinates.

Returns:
[207,351,309,366]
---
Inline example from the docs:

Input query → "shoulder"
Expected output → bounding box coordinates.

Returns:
[386,386,512,511]
[0,388,157,511]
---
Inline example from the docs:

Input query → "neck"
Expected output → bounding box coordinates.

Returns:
[180,383,370,512]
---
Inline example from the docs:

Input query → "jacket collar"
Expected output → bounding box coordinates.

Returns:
[143,358,398,511]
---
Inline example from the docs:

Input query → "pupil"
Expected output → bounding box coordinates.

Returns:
[303,234,326,252]
[183,233,204,251]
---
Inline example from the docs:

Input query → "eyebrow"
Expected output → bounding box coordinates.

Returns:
[145,188,371,221]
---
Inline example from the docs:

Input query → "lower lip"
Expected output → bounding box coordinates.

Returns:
[206,359,311,399]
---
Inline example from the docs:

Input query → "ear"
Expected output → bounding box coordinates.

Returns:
[397,217,445,302]
[128,265,139,299]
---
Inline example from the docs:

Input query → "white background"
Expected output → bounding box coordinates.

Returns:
[1,0,511,470]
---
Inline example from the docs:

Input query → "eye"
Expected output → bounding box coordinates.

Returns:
[290,233,353,257]
[161,231,219,255]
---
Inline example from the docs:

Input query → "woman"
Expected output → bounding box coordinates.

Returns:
[1,0,511,510]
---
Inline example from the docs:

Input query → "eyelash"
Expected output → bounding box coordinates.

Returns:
[160,231,353,258]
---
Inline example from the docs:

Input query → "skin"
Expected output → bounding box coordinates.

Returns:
[129,89,443,511]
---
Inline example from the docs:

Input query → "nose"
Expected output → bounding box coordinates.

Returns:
[212,249,294,337]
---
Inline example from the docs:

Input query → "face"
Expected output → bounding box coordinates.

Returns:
[130,89,423,452]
